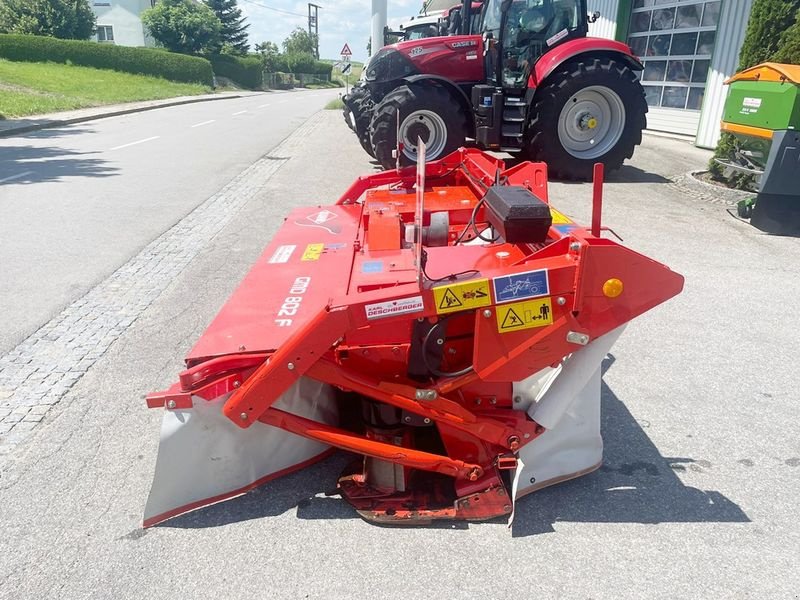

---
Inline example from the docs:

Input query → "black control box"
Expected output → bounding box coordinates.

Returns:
[484,185,552,244]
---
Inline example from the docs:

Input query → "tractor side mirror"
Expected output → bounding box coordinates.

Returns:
[587,11,600,23]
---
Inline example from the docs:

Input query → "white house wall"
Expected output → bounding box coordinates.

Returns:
[92,0,153,47]
[587,0,620,41]
[695,0,753,148]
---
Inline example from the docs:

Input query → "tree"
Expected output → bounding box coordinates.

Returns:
[254,40,279,70]
[0,0,95,40]
[773,9,800,65]
[282,28,317,55]
[204,0,249,54]
[141,0,222,54]
[736,0,800,70]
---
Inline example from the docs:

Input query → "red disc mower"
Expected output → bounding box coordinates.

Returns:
[143,147,681,527]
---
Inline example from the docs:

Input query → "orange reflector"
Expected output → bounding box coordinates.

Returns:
[603,278,624,298]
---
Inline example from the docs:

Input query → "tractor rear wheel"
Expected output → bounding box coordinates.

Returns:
[370,84,468,170]
[526,57,647,181]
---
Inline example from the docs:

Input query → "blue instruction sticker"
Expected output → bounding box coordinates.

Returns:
[492,269,549,303]
[362,260,384,274]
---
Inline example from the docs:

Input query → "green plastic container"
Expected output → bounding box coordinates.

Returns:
[722,63,800,132]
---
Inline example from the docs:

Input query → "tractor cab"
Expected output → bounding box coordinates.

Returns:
[479,0,588,87]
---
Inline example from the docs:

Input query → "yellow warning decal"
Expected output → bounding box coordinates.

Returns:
[549,208,573,224]
[496,298,553,333]
[433,278,492,314]
[301,243,324,261]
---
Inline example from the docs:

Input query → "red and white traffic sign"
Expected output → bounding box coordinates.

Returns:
[340,43,352,57]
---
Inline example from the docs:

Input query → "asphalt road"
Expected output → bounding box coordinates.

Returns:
[0,89,340,353]
[1,110,799,599]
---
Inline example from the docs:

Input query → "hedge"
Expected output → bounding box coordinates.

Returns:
[0,33,213,85]
[205,53,262,89]
[272,52,333,76]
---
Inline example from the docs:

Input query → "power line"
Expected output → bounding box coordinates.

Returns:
[239,0,307,18]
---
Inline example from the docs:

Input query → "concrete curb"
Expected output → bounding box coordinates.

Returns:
[0,93,253,138]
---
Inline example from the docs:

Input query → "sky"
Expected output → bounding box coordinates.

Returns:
[238,0,424,62]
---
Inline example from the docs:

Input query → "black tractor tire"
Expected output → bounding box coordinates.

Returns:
[369,84,469,170]
[343,86,377,158]
[526,57,647,181]
[342,85,365,132]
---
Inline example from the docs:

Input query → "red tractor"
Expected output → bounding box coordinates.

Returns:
[344,0,647,180]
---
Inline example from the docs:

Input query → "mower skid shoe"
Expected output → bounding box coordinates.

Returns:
[514,326,625,500]
[143,377,337,527]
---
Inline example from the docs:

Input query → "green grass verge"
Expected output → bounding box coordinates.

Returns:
[325,97,344,110]
[0,59,211,119]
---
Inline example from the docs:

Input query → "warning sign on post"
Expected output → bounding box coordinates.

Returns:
[433,279,491,314]
[496,298,553,333]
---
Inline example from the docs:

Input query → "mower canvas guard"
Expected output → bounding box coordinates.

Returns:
[144,148,683,527]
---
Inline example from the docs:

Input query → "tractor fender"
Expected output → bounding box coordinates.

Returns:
[401,74,474,127]
[529,38,643,88]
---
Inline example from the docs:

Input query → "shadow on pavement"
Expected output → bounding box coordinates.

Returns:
[509,378,749,537]
[0,140,118,185]
[158,356,748,533]
[605,164,671,184]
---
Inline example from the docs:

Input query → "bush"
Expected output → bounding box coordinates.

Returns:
[0,33,213,85]
[205,53,262,88]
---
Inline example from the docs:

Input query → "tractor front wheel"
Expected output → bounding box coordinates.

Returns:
[370,84,468,170]
[343,86,376,158]
[526,57,647,181]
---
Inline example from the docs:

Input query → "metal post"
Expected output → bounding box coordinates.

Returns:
[591,163,604,238]
[370,0,387,56]
[308,3,320,59]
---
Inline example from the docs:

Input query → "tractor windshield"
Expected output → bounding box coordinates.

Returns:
[481,0,585,87]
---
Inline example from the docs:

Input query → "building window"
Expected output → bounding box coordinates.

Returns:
[627,0,719,111]
[97,25,115,43]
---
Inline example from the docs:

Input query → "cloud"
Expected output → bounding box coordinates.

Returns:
[239,0,424,62]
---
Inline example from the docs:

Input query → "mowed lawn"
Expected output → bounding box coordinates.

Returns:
[0,59,211,119]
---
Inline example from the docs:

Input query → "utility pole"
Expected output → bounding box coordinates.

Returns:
[308,3,320,59]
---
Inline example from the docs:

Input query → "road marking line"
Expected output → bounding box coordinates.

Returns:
[0,170,34,184]
[0,110,327,459]
[232,110,247,115]
[109,136,160,151]
[258,103,271,108]
[191,120,216,128]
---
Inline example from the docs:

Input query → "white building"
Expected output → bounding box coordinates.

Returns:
[91,0,156,47]
[424,0,753,149]
[587,0,753,148]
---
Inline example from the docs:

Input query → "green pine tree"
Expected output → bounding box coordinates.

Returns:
[204,0,249,54]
